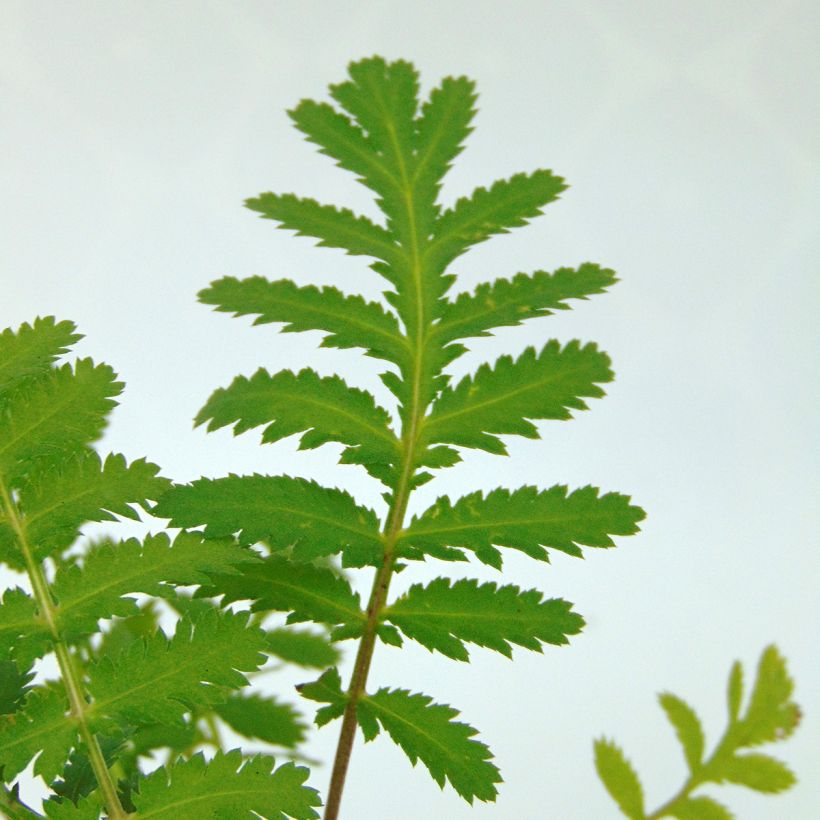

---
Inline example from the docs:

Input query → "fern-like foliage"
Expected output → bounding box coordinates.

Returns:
[153,55,648,817]
[0,319,324,819]
[595,646,801,818]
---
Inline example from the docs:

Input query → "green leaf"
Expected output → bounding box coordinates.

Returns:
[0,687,75,782]
[296,667,347,727]
[593,738,645,819]
[0,587,50,667]
[0,359,121,487]
[658,692,705,772]
[245,192,400,265]
[735,645,799,746]
[719,752,795,793]
[203,554,364,628]
[131,750,320,819]
[357,687,500,803]
[0,316,81,397]
[196,368,400,478]
[428,170,567,271]
[413,75,477,236]
[87,609,267,727]
[53,532,254,639]
[0,658,34,715]
[384,578,583,661]
[15,451,170,560]
[266,627,340,669]
[727,660,743,723]
[44,795,102,819]
[400,484,645,567]
[216,693,307,749]
[50,734,127,809]
[423,341,613,454]
[436,263,617,344]
[154,474,384,566]
[198,276,409,367]
[667,795,733,820]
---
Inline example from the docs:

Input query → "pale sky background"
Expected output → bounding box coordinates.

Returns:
[1,2,818,818]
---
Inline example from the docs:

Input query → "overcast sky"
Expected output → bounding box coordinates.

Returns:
[2,2,818,818]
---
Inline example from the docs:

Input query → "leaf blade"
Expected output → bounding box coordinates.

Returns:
[593,738,645,819]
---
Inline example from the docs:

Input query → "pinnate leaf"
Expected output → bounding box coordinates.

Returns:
[384,577,583,661]
[131,749,320,819]
[423,341,613,454]
[719,752,795,793]
[659,692,705,772]
[154,474,384,565]
[87,609,267,727]
[297,667,347,727]
[401,484,645,567]
[436,263,617,344]
[593,738,645,819]
[198,275,408,367]
[357,687,501,803]
[203,554,364,628]
[667,796,733,820]
[265,627,340,669]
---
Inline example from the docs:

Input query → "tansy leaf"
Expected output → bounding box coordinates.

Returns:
[130,749,320,819]
[659,692,705,772]
[216,694,307,749]
[593,738,645,819]
[154,474,384,566]
[357,688,501,803]
[384,578,583,661]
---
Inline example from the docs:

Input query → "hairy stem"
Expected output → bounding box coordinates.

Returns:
[0,480,129,820]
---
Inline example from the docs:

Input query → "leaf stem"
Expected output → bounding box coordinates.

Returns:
[0,479,130,820]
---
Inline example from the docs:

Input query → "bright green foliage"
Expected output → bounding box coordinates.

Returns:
[400,485,644,567]
[87,609,267,727]
[383,578,583,661]
[128,750,321,819]
[595,645,801,818]
[156,54,649,812]
[0,317,331,818]
[357,688,502,803]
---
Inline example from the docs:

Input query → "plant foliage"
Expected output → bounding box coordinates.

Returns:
[153,55,652,817]
[595,646,801,818]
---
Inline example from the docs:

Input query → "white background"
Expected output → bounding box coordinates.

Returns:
[1,2,818,818]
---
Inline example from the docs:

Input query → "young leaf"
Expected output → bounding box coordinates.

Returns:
[216,693,307,749]
[422,341,613,454]
[357,687,501,803]
[384,578,583,661]
[0,687,75,782]
[203,555,364,628]
[199,276,409,367]
[0,316,81,395]
[245,193,400,265]
[401,485,645,567]
[593,738,646,820]
[154,474,384,565]
[0,359,121,487]
[435,263,617,344]
[719,753,795,793]
[52,532,254,639]
[196,367,400,472]
[667,796,732,820]
[87,610,267,727]
[14,451,170,560]
[130,750,321,819]
[658,692,705,772]
[734,645,799,746]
